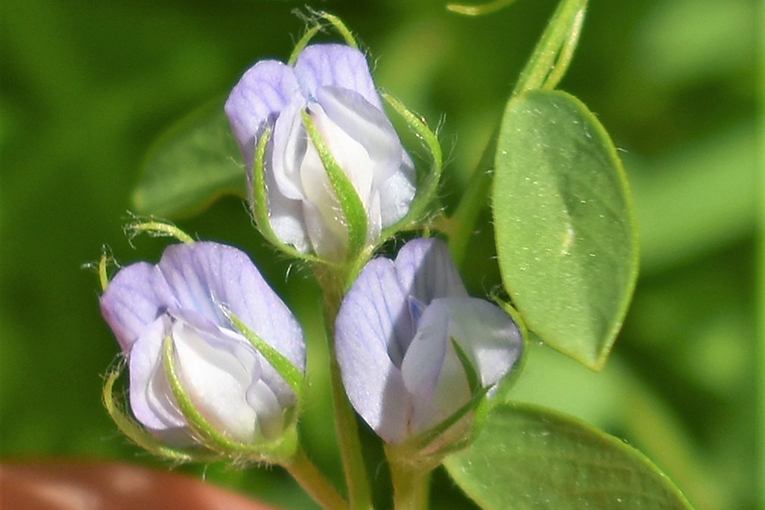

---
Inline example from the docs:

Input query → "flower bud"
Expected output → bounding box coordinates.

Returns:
[225,44,416,262]
[100,242,305,455]
[335,238,523,451]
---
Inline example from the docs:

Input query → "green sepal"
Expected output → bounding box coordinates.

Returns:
[451,337,481,394]
[301,110,368,264]
[225,309,305,400]
[124,218,195,245]
[381,92,443,232]
[102,360,217,463]
[392,385,491,468]
[288,11,359,66]
[249,127,325,265]
[162,336,299,463]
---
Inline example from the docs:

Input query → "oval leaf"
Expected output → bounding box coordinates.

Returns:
[132,101,245,218]
[444,402,695,510]
[492,89,638,370]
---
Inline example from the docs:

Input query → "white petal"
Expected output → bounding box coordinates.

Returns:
[129,315,187,432]
[271,100,309,201]
[171,321,261,444]
[444,298,524,387]
[378,156,416,228]
[316,87,402,187]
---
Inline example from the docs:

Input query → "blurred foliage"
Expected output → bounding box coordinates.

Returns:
[0,0,759,509]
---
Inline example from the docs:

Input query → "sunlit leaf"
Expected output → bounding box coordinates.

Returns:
[444,402,695,510]
[492,89,638,370]
[132,101,245,218]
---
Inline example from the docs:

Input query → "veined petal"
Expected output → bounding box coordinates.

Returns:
[171,321,261,444]
[293,44,382,109]
[395,238,468,304]
[335,258,414,443]
[225,60,301,168]
[157,243,306,404]
[100,262,176,352]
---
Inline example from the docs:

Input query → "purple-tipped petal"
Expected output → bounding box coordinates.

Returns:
[335,258,413,444]
[395,238,467,303]
[100,262,175,352]
[225,60,301,168]
[293,45,382,109]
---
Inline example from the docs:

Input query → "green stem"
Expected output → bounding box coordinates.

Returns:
[447,131,497,267]
[389,459,431,510]
[512,0,587,96]
[285,448,350,510]
[315,266,374,510]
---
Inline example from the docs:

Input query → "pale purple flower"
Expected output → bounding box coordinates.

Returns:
[336,238,523,444]
[100,242,305,445]
[225,44,415,259]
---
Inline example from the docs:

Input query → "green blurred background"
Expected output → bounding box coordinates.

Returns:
[1,0,761,509]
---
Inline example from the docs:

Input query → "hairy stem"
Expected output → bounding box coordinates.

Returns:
[285,448,350,510]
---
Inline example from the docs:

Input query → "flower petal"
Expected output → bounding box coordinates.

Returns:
[378,156,416,229]
[225,60,302,168]
[271,99,309,201]
[395,238,468,304]
[293,44,382,109]
[100,262,175,352]
[444,298,524,387]
[335,258,414,443]
[128,316,187,433]
[171,321,261,444]
[316,87,402,187]
[156,243,306,405]
[400,299,472,432]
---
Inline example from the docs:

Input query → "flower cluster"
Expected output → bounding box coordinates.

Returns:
[100,40,523,467]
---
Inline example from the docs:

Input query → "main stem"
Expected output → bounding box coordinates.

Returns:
[389,460,431,510]
[316,265,374,510]
[285,448,349,510]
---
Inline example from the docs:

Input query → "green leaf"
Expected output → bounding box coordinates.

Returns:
[443,402,695,510]
[492,89,638,370]
[132,101,245,218]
